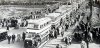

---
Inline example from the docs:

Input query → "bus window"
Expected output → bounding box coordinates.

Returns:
[26,34,32,38]
[34,24,38,29]
[40,25,42,28]
[32,33,36,38]
[35,34,41,42]
[27,23,34,29]
[35,34,40,38]
[51,25,55,29]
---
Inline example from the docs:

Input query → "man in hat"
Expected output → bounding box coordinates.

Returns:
[7,35,11,44]
[22,32,26,41]
[12,34,16,43]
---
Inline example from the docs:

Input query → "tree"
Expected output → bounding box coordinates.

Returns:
[85,0,93,48]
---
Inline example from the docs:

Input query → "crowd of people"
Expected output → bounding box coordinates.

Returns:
[49,27,60,39]
[49,25,66,40]
[7,32,26,44]
[0,17,28,29]
[64,36,72,45]
[91,28,100,43]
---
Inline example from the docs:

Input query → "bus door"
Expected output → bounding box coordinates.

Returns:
[35,34,41,46]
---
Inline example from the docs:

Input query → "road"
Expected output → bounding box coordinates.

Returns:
[0,27,26,48]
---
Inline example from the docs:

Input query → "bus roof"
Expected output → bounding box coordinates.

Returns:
[0,29,7,33]
[45,13,60,19]
[27,17,52,25]
[55,5,71,14]
[26,24,51,34]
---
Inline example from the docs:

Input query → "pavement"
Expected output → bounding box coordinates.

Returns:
[0,40,24,48]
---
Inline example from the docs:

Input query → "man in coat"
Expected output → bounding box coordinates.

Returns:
[12,34,16,43]
[54,30,57,38]
[22,32,26,41]
[7,35,11,44]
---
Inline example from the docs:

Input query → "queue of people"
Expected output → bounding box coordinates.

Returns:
[64,36,72,46]
[7,34,16,44]
[91,28,100,43]
[7,32,26,44]
[49,26,66,40]
[0,18,28,30]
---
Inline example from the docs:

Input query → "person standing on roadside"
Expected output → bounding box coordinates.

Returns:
[22,32,26,41]
[12,34,16,43]
[69,36,72,45]
[61,31,64,37]
[17,34,21,42]
[7,35,11,44]
[56,44,62,48]
[81,40,86,48]
[65,37,68,45]
[7,25,9,30]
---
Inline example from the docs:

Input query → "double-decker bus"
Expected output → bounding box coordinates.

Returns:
[24,17,51,48]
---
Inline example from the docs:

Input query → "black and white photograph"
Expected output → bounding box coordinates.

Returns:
[0,0,100,48]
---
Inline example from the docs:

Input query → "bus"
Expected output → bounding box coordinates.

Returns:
[0,29,7,41]
[24,17,52,48]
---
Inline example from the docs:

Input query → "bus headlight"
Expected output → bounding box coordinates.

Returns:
[27,42,28,43]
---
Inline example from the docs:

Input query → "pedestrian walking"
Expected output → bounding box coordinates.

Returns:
[12,34,16,43]
[65,37,68,45]
[22,32,26,41]
[2,22,4,27]
[54,30,57,38]
[57,27,59,35]
[25,21,28,26]
[69,36,72,45]
[7,26,9,30]
[88,32,93,42]
[34,40,38,48]
[7,35,11,44]
[49,33,51,39]
[17,34,21,42]
[56,44,62,48]
[61,31,64,37]
[81,40,86,48]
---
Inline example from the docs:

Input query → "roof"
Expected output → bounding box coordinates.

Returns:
[1,5,46,8]
[55,5,72,14]
[45,13,61,19]
[0,29,7,33]
[55,9,66,14]
[26,24,51,34]
[27,17,52,25]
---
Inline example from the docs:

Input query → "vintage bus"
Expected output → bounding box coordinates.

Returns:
[24,17,52,48]
[45,13,61,29]
[0,29,7,41]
